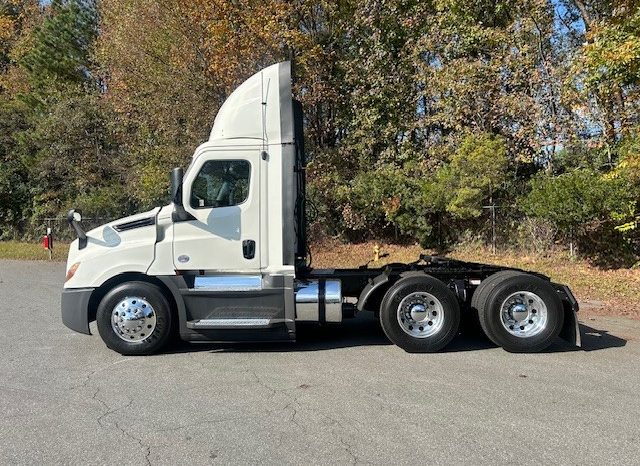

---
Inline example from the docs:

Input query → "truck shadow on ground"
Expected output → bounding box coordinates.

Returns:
[164,313,627,354]
[567,323,628,352]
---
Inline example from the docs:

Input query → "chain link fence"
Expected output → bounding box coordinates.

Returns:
[36,216,113,243]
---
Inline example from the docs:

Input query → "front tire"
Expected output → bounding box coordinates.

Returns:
[380,274,460,352]
[96,281,173,355]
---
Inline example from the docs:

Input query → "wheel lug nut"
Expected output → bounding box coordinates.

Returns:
[528,320,533,324]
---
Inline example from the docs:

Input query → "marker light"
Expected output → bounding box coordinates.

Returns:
[65,262,80,282]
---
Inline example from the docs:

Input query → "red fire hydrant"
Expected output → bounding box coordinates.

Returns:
[42,227,53,260]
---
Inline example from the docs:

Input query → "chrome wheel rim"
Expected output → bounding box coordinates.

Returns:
[500,291,548,338]
[397,292,445,338]
[111,296,156,343]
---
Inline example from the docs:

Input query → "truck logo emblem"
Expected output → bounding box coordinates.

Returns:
[177,255,190,263]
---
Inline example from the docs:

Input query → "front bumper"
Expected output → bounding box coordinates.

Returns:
[61,288,95,335]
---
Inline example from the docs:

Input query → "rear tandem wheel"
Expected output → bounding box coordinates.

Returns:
[472,271,564,353]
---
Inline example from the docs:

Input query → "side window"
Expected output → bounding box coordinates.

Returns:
[190,160,250,209]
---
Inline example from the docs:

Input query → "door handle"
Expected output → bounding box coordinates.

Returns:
[242,240,256,259]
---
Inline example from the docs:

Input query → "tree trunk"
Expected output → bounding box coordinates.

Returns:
[572,0,593,33]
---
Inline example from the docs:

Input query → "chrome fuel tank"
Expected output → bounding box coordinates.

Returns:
[295,279,342,323]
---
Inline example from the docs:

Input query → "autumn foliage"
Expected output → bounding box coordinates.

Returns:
[0,0,639,265]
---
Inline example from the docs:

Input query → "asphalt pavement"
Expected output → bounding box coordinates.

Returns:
[1,259,639,465]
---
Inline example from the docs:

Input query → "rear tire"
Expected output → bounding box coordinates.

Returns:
[96,281,173,355]
[471,270,525,318]
[475,273,563,353]
[380,274,460,352]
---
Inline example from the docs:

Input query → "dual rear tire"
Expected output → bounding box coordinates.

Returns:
[379,272,564,353]
[471,271,564,353]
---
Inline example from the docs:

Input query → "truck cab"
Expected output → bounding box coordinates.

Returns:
[62,62,580,355]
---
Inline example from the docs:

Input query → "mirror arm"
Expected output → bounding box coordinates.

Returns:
[67,209,88,250]
[172,201,196,222]
[170,167,195,222]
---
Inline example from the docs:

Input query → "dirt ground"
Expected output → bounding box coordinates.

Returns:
[312,240,640,320]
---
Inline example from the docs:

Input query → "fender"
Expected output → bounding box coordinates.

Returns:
[357,270,435,312]
[555,283,581,347]
[157,276,190,339]
[356,272,390,312]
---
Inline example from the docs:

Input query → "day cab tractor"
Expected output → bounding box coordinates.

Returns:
[61,62,580,355]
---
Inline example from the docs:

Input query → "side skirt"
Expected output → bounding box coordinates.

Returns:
[158,274,296,343]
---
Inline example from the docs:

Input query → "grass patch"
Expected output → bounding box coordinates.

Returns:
[0,241,69,261]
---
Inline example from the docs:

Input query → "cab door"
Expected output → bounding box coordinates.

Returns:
[173,149,260,272]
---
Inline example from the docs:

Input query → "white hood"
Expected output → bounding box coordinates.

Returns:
[64,207,161,288]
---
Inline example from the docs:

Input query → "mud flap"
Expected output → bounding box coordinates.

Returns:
[556,284,581,347]
[559,308,581,347]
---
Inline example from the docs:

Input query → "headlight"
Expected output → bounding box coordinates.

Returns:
[65,262,80,282]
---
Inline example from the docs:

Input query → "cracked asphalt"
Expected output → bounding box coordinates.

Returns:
[1,259,640,465]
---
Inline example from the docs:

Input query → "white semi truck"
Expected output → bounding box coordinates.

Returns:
[62,62,580,355]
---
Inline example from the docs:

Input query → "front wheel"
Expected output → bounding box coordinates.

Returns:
[96,281,173,355]
[379,274,460,352]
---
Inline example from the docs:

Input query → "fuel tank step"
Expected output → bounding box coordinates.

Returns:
[186,318,274,330]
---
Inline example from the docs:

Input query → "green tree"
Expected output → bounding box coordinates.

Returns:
[15,0,120,224]
[20,0,98,105]
[436,133,509,219]
[0,0,39,236]
[0,95,29,237]
[20,88,125,220]
[521,168,635,259]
